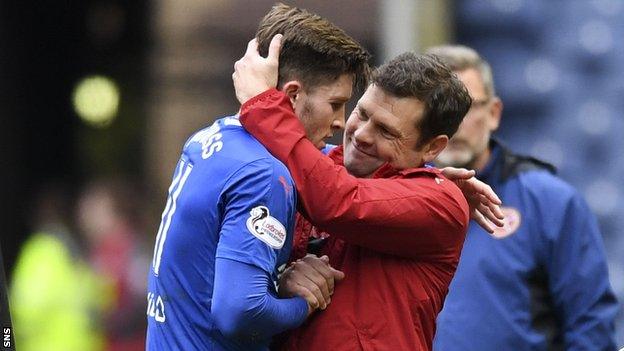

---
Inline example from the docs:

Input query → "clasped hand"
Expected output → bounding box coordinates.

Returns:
[278,254,344,316]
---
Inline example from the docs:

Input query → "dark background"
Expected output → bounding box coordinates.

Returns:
[0,1,149,277]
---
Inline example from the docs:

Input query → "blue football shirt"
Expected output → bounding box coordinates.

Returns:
[146,116,298,350]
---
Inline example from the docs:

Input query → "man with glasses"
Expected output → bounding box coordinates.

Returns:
[429,45,618,351]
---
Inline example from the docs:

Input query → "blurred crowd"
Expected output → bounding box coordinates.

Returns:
[10,179,151,351]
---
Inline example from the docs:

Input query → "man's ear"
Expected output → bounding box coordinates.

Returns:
[281,80,303,107]
[422,135,449,163]
[488,96,503,132]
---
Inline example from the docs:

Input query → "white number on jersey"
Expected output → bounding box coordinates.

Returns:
[151,160,193,275]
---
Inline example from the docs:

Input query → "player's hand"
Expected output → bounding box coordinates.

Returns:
[232,34,282,104]
[441,167,505,233]
[278,254,344,315]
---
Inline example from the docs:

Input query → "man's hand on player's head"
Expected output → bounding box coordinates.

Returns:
[441,167,505,234]
[278,254,344,316]
[232,34,282,104]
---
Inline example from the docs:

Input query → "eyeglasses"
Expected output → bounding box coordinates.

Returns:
[471,98,491,109]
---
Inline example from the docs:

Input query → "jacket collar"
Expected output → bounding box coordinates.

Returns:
[328,145,441,179]
[478,138,556,183]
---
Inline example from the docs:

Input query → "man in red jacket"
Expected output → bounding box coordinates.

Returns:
[232,37,503,350]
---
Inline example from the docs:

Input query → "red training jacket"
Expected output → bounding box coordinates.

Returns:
[240,89,469,350]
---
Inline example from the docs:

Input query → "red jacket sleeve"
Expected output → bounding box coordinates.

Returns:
[240,89,469,261]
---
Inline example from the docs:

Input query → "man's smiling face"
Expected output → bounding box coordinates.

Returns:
[343,84,428,177]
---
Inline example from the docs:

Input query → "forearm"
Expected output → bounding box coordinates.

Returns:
[559,270,617,349]
[212,257,308,341]
[564,297,617,350]
[548,196,618,348]
[557,250,618,348]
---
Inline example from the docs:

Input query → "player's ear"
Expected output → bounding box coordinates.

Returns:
[421,135,449,163]
[281,80,302,107]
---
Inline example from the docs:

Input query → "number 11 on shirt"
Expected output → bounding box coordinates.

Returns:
[152,159,193,275]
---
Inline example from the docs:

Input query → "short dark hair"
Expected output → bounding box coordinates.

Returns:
[256,3,370,93]
[372,52,472,147]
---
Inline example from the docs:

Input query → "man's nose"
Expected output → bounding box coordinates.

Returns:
[353,121,373,146]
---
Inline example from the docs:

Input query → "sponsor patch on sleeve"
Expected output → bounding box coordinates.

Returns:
[246,205,287,249]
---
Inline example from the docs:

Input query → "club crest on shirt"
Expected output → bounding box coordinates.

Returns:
[490,207,521,239]
[246,205,286,249]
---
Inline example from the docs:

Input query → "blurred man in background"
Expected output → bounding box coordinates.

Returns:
[76,179,150,351]
[11,183,105,351]
[429,45,619,350]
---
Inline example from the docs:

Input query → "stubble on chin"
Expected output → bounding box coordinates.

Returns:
[344,154,370,178]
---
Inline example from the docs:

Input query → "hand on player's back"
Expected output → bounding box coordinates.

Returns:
[441,167,505,233]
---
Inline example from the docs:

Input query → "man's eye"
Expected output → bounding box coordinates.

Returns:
[356,110,367,121]
[380,127,394,139]
[331,103,342,111]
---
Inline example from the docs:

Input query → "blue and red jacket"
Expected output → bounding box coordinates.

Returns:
[434,139,618,350]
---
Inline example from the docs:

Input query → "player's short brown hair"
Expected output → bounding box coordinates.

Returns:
[373,52,472,147]
[256,3,370,92]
